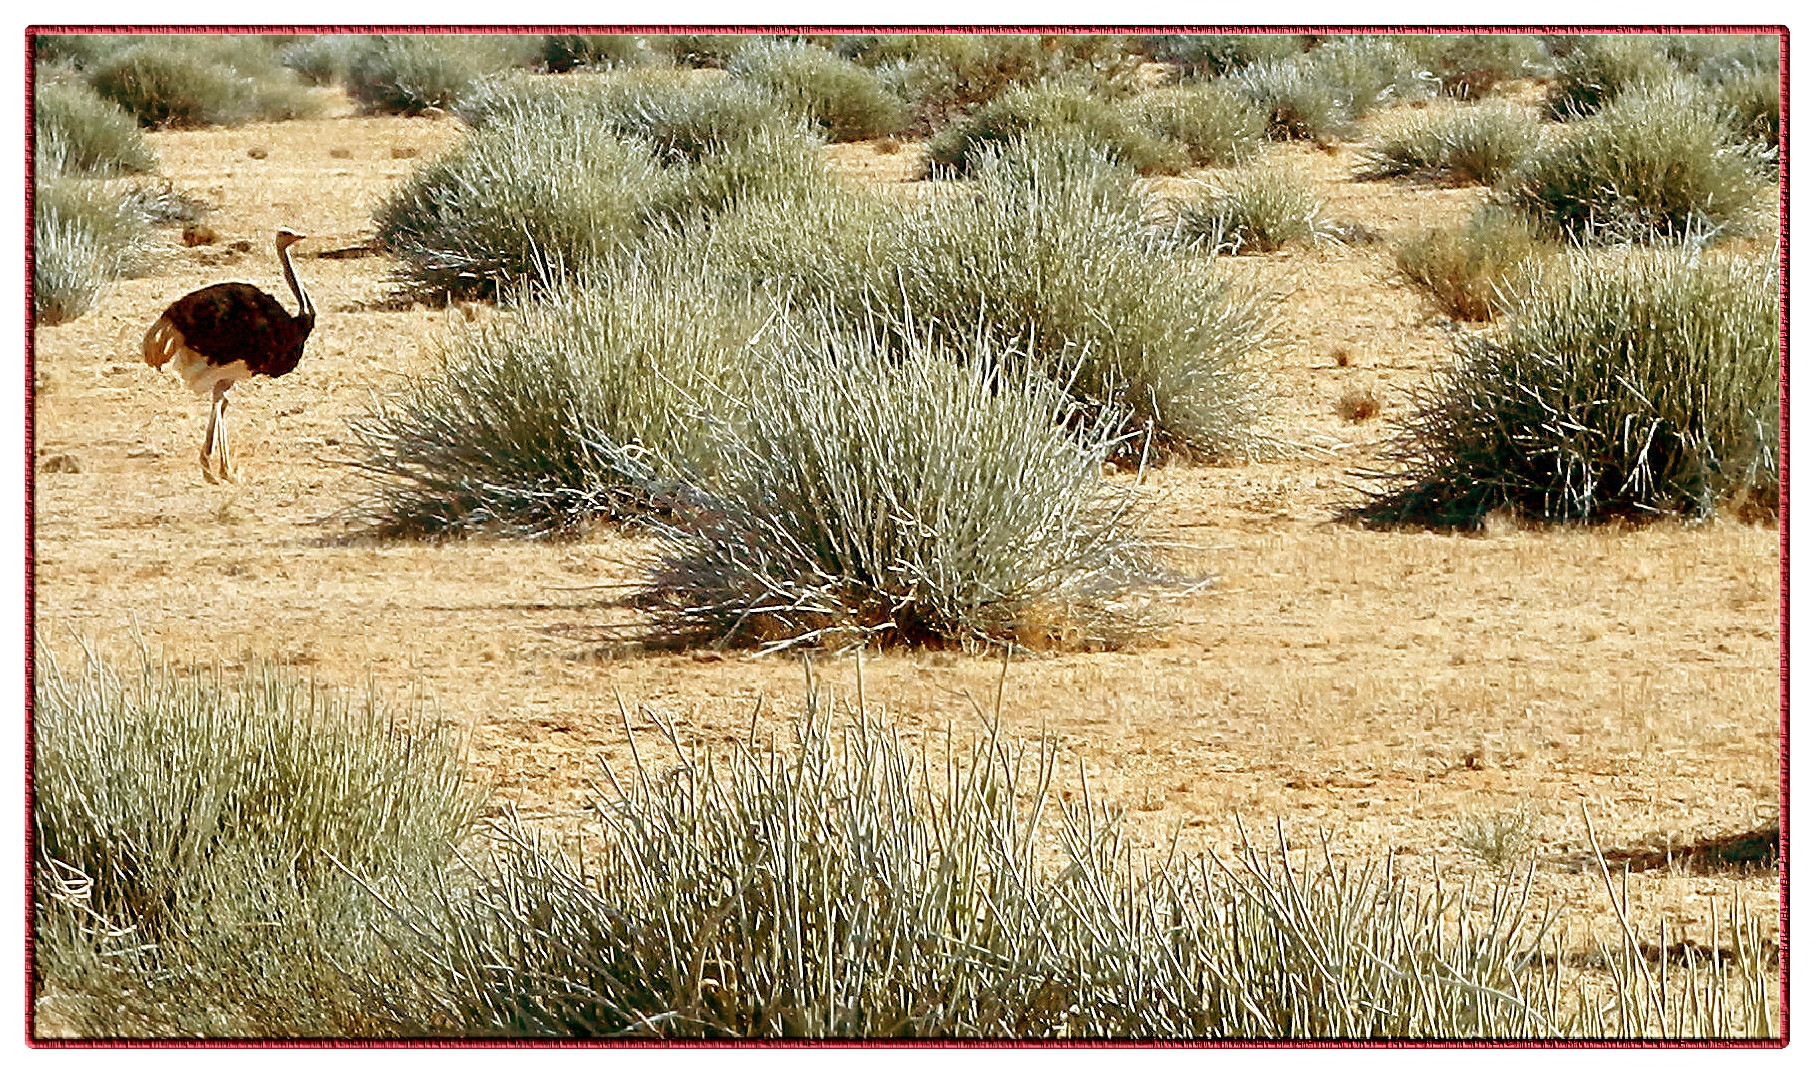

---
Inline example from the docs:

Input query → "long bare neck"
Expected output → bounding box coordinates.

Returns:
[278,242,314,325]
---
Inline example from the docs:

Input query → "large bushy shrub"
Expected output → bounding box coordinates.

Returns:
[345,259,767,538]
[1355,99,1539,186]
[640,323,1169,651]
[1366,248,1779,524]
[34,78,155,176]
[86,34,318,128]
[33,178,156,325]
[1505,79,1772,244]
[726,39,906,142]
[33,649,478,1037]
[344,34,531,115]
[926,82,1181,175]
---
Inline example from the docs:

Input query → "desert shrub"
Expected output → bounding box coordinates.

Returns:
[852,34,1057,133]
[1228,55,1353,142]
[640,323,1169,651]
[1133,84,1266,168]
[1710,64,1782,147]
[1394,206,1551,322]
[1142,33,1312,78]
[87,35,317,128]
[664,33,765,68]
[1660,32,1779,83]
[32,647,478,1037]
[1544,34,1678,118]
[346,259,767,538]
[1308,35,1434,117]
[394,694,1779,1039]
[726,39,906,142]
[1505,78,1772,244]
[373,114,673,298]
[455,71,805,164]
[1366,248,1779,525]
[1355,99,1539,185]
[1401,34,1543,98]
[886,139,1272,457]
[345,34,528,115]
[33,178,156,325]
[538,33,665,72]
[279,34,362,85]
[926,82,1180,175]
[1175,166,1331,254]
[34,77,155,176]
[33,33,132,71]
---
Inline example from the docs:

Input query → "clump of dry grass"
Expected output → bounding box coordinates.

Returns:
[1394,205,1553,322]
[1175,166,1332,254]
[1355,99,1540,186]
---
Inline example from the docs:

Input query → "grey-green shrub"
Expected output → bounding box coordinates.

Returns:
[1711,64,1782,147]
[887,139,1272,457]
[34,78,155,176]
[374,114,673,298]
[926,82,1180,175]
[539,33,666,72]
[1143,33,1312,78]
[455,70,806,163]
[1134,84,1266,168]
[33,178,156,325]
[1228,55,1353,142]
[1401,34,1543,98]
[727,39,905,142]
[1544,34,1678,118]
[279,34,361,85]
[1394,205,1551,322]
[1308,35,1434,117]
[1175,166,1330,254]
[87,35,317,128]
[346,258,768,537]
[345,34,527,115]
[641,321,1169,650]
[1355,99,1539,185]
[855,34,1057,133]
[1505,78,1772,244]
[32,646,479,1037]
[1367,248,1779,524]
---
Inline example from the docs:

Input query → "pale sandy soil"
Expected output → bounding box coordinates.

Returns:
[30,87,1782,958]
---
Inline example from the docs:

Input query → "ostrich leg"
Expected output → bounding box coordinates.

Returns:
[200,388,223,484]
[216,386,235,483]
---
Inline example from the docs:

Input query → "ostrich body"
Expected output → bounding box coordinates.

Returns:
[142,228,314,482]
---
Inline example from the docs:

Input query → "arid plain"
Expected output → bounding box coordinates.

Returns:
[30,84,1781,949]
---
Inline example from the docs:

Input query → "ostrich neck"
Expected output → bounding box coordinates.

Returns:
[278,242,314,323]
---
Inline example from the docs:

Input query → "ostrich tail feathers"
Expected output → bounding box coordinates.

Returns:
[142,315,183,370]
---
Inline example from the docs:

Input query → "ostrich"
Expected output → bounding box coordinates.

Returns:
[141,228,315,483]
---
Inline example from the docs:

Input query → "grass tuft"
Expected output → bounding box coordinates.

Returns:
[1175,166,1332,254]
[1394,205,1553,322]
[926,81,1180,175]
[34,77,156,176]
[726,39,906,142]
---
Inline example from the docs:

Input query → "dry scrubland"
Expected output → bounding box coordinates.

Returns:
[31,46,1781,1036]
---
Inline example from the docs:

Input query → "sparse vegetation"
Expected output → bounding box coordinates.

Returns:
[85,34,318,128]
[1367,248,1779,525]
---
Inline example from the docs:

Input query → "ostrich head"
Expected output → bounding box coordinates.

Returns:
[275,228,307,250]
